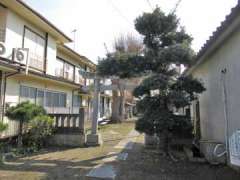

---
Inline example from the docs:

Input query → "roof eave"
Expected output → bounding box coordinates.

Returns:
[1,0,72,43]
[58,45,96,70]
[186,3,240,75]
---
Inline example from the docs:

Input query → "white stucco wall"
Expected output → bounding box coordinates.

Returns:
[4,75,74,108]
[2,9,58,74]
[192,27,240,143]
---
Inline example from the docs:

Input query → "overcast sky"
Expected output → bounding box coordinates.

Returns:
[23,0,238,63]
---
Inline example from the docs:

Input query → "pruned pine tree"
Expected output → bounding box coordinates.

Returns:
[97,8,205,154]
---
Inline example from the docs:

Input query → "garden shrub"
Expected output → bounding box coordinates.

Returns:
[0,122,8,164]
[6,101,46,147]
[0,122,8,132]
[23,115,54,150]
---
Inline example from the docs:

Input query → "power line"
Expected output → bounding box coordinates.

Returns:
[107,0,132,25]
[171,0,183,14]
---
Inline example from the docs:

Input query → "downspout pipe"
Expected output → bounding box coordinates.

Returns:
[2,70,21,121]
[221,68,230,163]
[213,68,229,163]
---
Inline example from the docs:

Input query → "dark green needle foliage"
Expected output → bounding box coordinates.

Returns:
[97,7,205,154]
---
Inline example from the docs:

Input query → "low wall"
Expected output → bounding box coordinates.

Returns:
[48,133,86,147]
[0,117,19,139]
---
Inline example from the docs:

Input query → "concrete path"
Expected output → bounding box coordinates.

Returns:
[86,129,140,180]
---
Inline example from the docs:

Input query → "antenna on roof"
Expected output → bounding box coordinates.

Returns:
[71,29,77,50]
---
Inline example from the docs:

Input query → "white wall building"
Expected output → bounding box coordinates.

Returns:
[0,0,112,138]
[186,3,240,168]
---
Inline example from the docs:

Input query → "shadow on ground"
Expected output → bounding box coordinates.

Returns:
[0,121,137,180]
[116,142,240,180]
[1,148,121,180]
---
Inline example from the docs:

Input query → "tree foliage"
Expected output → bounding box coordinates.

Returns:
[24,115,54,150]
[6,101,46,122]
[0,122,7,132]
[97,8,205,154]
[5,101,46,147]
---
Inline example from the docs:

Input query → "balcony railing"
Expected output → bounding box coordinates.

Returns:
[28,52,44,71]
[0,28,6,42]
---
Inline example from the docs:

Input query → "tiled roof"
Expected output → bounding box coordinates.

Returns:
[16,0,72,42]
[196,2,240,61]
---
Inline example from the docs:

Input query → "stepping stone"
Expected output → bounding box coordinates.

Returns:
[102,152,128,162]
[116,152,128,161]
[124,142,134,150]
[86,164,116,180]
[128,129,139,137]
[114,141,135,150]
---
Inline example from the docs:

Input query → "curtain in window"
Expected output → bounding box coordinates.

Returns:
[45,91,66,107]
[36,90,44,106]
[59,93,67,107]
[20,86,67,108]
[73,95,82,107]
[55,58,64,77]
[64,62,74,81]
[20,86,36,103]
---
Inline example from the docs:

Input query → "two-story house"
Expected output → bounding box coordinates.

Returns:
[0,0,112,138]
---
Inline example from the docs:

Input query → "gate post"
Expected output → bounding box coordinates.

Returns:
[79,107,87,134]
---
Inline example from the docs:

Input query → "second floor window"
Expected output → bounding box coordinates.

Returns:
[55,58,64,77]
[64,62,74,81]
[23,27,45,71]
[55,57,74,81]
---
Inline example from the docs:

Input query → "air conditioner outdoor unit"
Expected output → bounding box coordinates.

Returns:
[0,42,6,57]
[12,48,29,64]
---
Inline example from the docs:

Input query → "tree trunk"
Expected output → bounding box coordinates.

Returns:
[17,120,23,148]
[118,89,125,121]
[111,79,126,123]
[111,90,121,123]
[163,129,170,155]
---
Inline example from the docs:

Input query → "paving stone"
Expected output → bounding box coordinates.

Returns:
[116,152,128,161]
[102,152,128,162]
[86,164,116,180]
